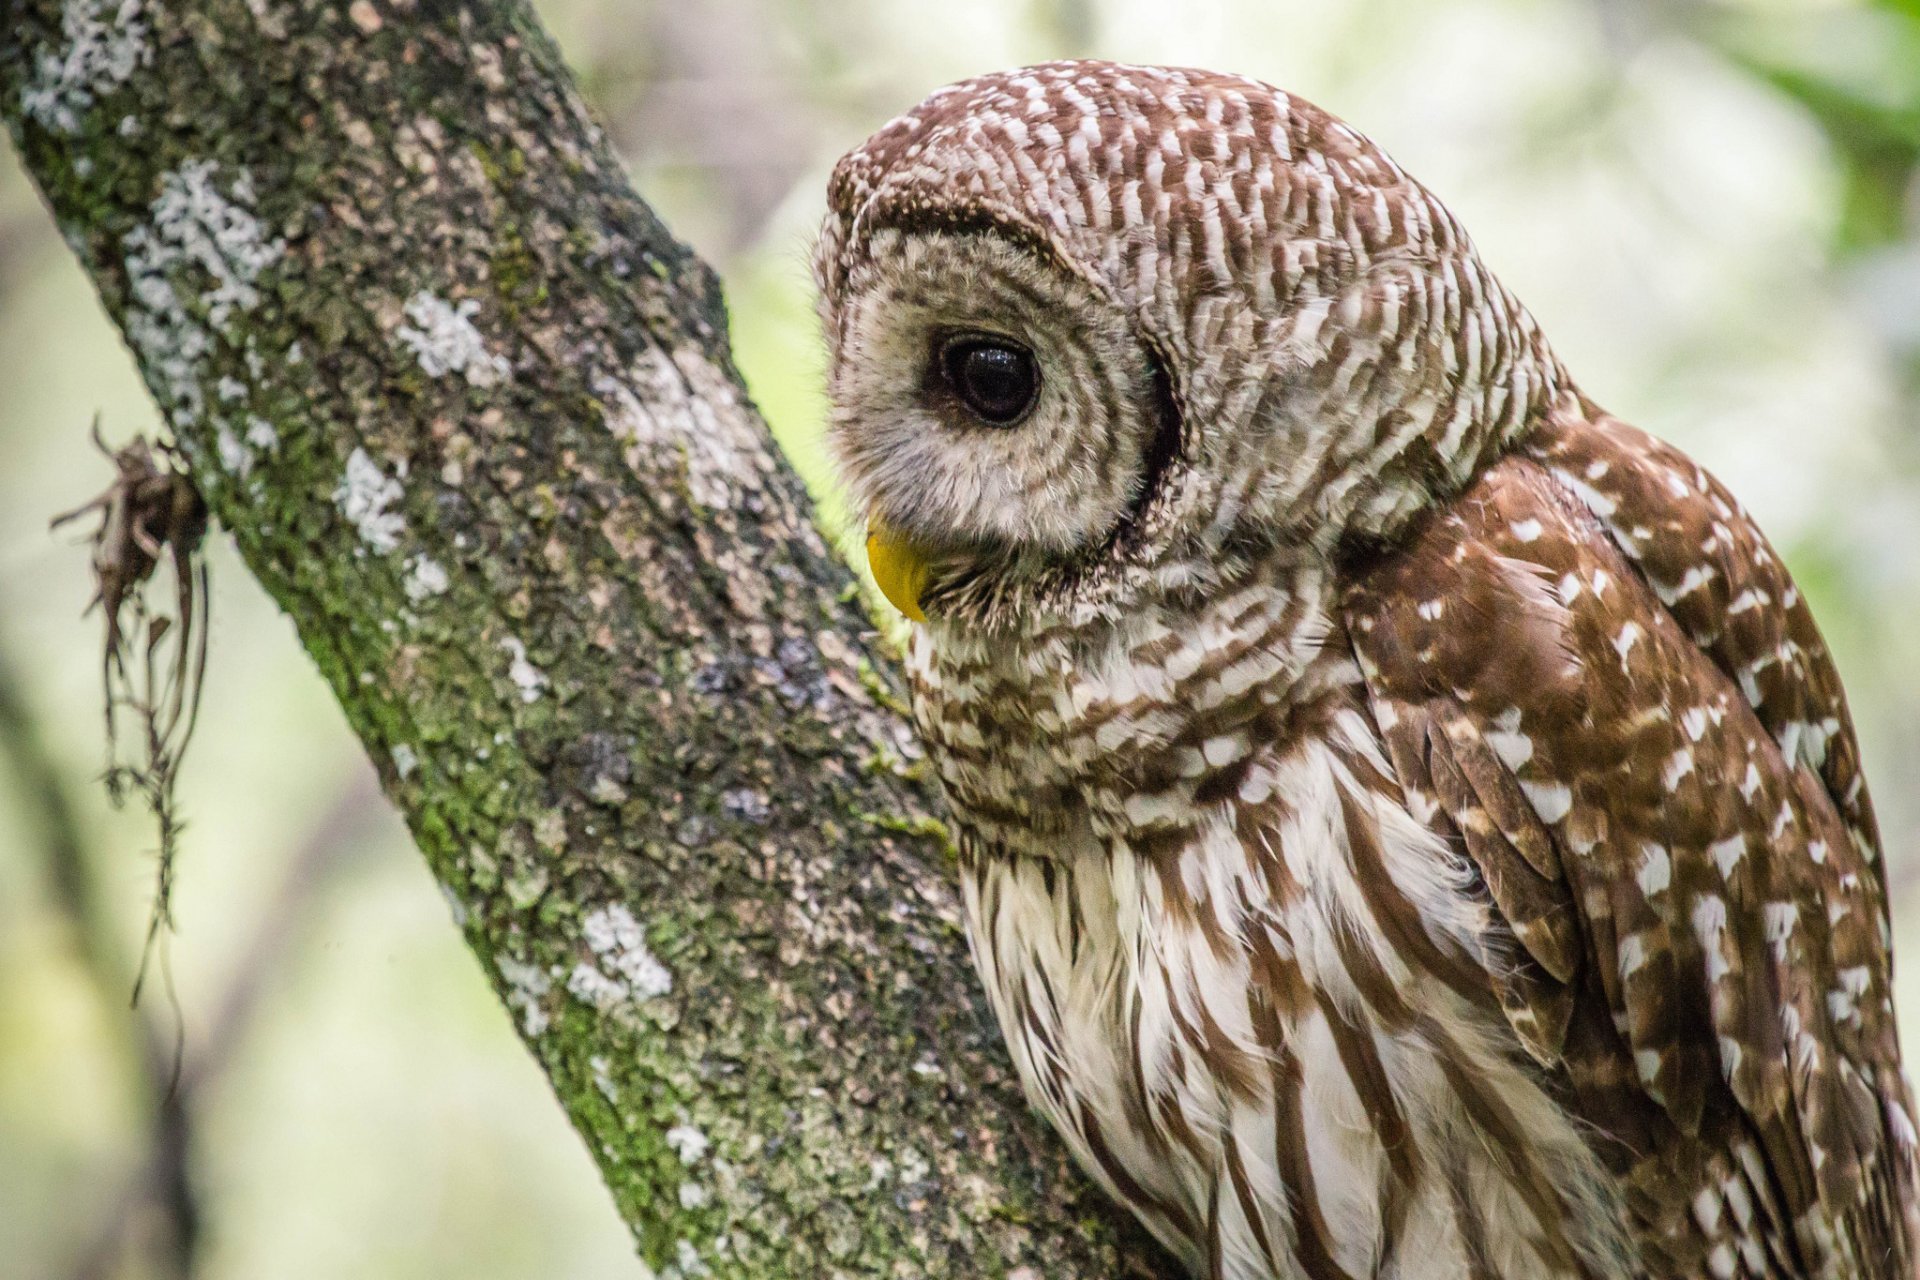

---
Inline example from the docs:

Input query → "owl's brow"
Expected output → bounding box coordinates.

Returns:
[846,196,1074,281]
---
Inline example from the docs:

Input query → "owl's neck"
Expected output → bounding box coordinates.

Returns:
[908,553,1355,861]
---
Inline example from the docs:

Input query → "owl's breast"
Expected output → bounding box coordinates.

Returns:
[905,563,1353,860]
[947,682,1634,1279]
[906,565,1635,1278]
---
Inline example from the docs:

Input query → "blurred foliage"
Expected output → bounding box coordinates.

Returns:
[1689,0,1920,254]
[3,2,1920,1278]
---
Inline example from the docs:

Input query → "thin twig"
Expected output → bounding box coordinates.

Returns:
[51,427,210,1007]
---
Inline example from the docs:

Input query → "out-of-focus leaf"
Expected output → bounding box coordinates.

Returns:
[1874,0,1920,29]
[1690,3,1920,250]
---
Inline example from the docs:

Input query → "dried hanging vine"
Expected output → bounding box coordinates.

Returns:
[52,425,210,1004]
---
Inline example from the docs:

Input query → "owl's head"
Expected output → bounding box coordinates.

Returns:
[817,61,1564,628]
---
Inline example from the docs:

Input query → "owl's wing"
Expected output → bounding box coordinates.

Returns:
[1342,409,1917,1277]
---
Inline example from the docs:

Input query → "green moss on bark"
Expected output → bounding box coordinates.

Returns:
[2,0,1174,1275]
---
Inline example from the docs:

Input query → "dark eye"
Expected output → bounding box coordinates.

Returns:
[939,336,1039,426]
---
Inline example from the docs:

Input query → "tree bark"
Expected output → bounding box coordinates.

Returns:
[1,1,1173,1275]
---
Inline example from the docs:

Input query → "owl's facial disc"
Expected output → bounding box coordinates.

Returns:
[864,331,1041,618]
[826,229,1165,622]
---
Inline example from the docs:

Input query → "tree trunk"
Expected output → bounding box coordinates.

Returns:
[0,1,1173,1274]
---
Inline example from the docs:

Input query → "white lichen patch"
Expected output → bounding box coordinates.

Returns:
[568,904,672,1013]
[404,554,450,602]
[216,423,250,475]
[20,0,151,134]
[496,953,552,1037]
[578,902,672,999]
[146,163,280,324]
[894,1144,932,1185]
[664,1239,709,1279]
[593,343,751,511]
[214,414,279,479]
[120,160,285,429]
[500,636,548,702]
[391,743,418,779]
[566,962,627,1009]
[589,1055,618,1102]
[395,291,510,386]
[677,1181,709,1210]
[335,447,407,552]
[437,879,466,927]
[664,1123,709,1164]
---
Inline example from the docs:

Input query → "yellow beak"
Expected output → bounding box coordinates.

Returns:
[865,521,931,622]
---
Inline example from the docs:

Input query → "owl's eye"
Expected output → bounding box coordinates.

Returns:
[938,336,1039,426]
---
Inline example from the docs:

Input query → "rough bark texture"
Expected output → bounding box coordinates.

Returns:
[0,1,1174,1274]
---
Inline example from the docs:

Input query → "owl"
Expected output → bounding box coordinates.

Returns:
[815,62,1919,1279]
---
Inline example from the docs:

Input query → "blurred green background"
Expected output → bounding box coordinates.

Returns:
[3,0,1919,1276]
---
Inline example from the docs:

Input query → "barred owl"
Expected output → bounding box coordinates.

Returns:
[815,62,1918,1279]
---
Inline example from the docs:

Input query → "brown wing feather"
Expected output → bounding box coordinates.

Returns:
[1344,407,1918,1278]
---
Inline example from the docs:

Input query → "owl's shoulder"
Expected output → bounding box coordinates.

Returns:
[1340,406,1917,1274]
[1519,410,1880,867]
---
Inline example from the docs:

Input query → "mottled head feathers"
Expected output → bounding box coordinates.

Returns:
[818,61,1566,626]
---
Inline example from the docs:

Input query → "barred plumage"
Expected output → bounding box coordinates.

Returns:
[817,61,1918,1278]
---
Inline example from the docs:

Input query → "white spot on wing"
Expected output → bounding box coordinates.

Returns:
[1520,780,1572,824]
[1618,932,1649,981]
[1507,518,1543,543]
[1890,1100,1919,1151]
[1637,843,1671,896]
[1612,622,1642,667]
[1707,835,1746,879]
[1486,707,1533,769]
[1486,727,1533,770]
[1654,565,1715,606]
[1693,895,1729,983]
[1764,902,1799,961]
[1555,469,1618,519]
